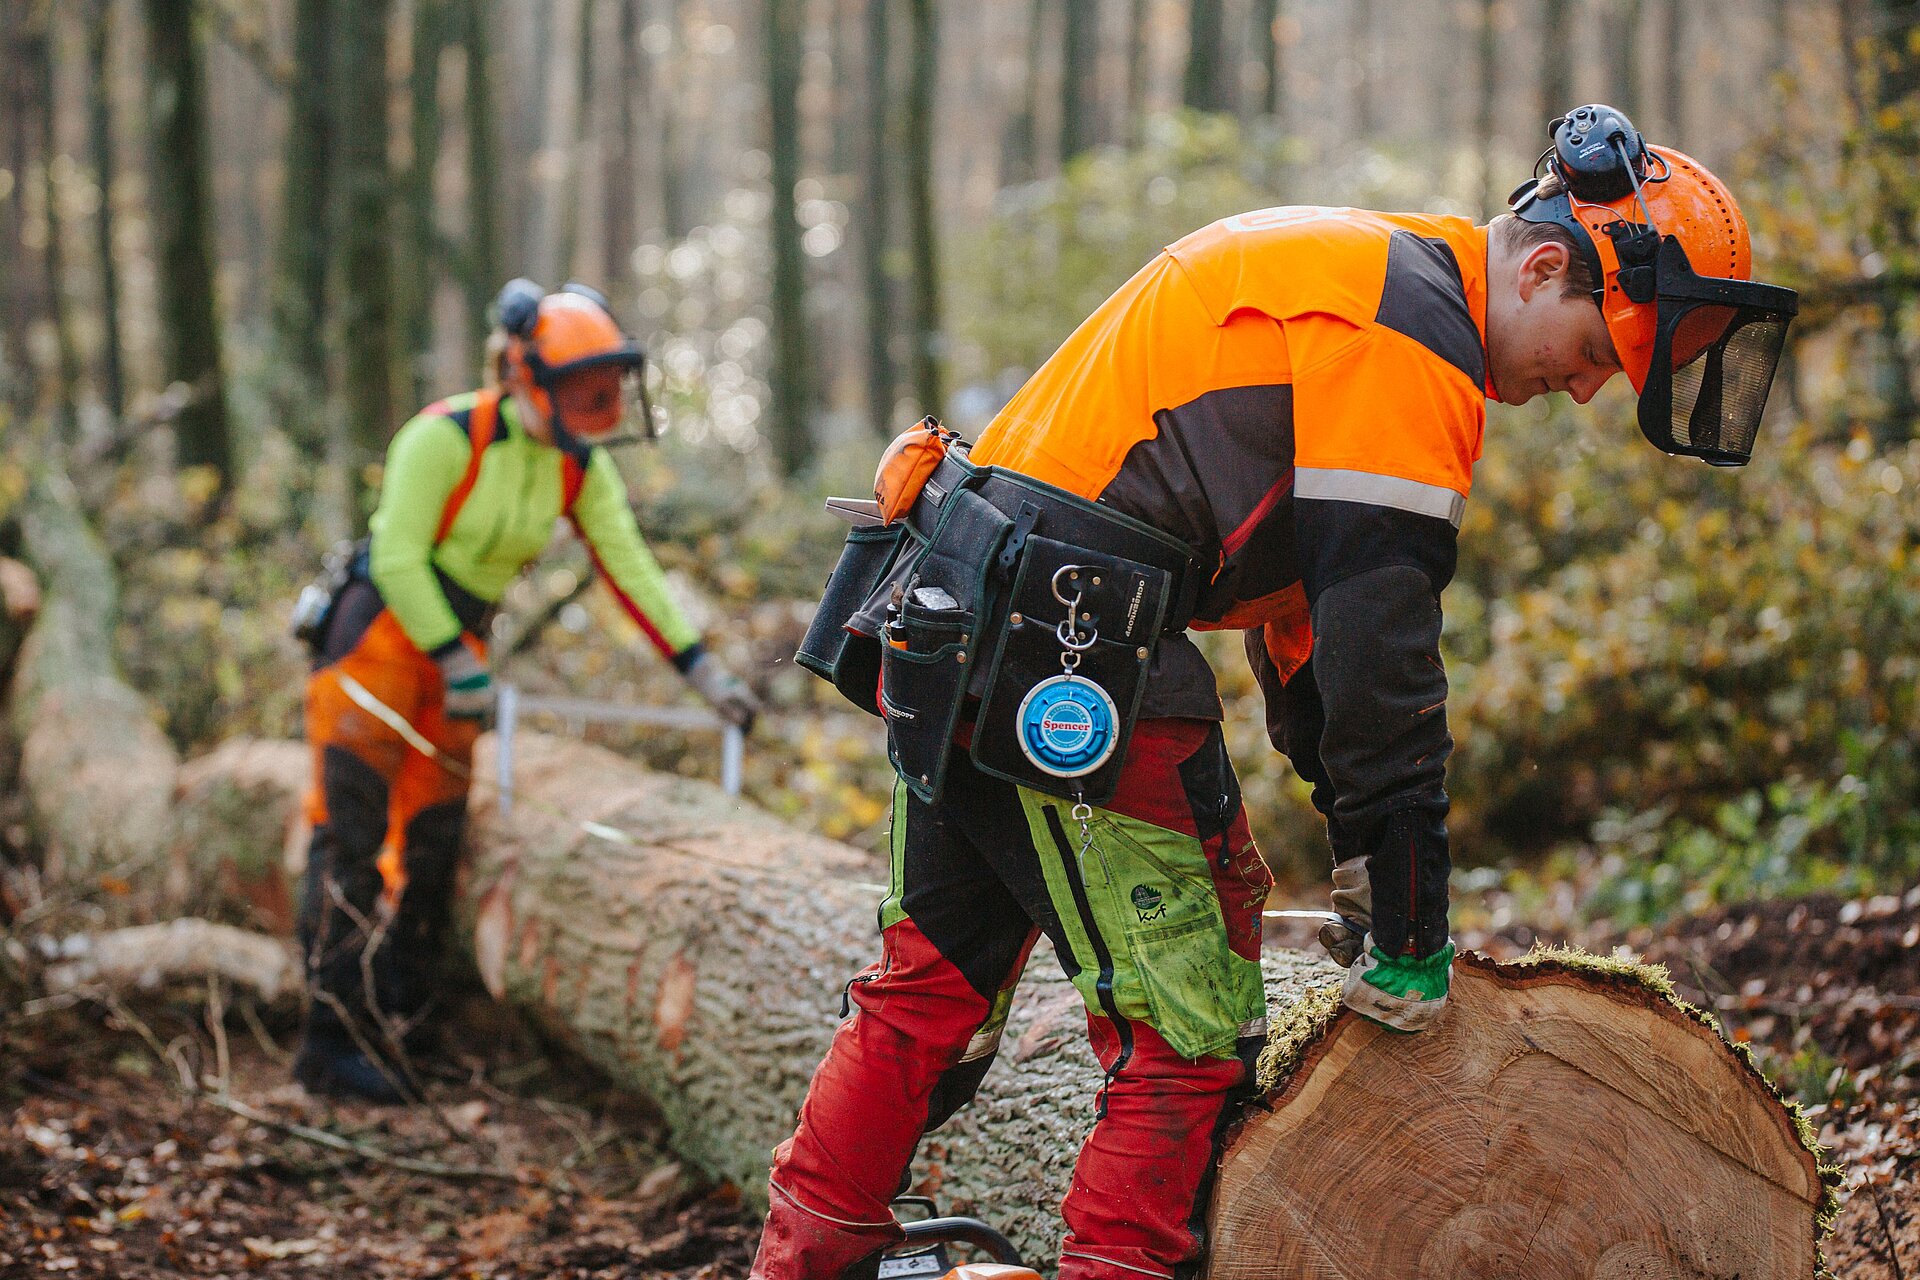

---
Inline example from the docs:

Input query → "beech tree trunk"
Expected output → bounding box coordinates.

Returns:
[144,0,233,484]
[766,0,812,476]
[158,732,1835,1273]
[902,0,941,418]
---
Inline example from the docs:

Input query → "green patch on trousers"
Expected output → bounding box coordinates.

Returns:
[1017,792,1264,1062]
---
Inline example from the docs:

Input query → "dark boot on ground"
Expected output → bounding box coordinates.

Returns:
[293,1032,410,1105]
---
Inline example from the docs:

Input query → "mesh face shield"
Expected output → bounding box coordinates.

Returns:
[1636,237,1798,467]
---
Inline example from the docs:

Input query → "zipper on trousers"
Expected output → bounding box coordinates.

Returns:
[1043,804,1133,1118]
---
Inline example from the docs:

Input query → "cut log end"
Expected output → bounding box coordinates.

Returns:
[1209,949,1839,1280]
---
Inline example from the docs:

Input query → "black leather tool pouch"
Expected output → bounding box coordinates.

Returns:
[796,522,909,716]
[879,487,1013,801]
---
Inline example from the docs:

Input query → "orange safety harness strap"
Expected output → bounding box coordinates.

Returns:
[431,389,588,545]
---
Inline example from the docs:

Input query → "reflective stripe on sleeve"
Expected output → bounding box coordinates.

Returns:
[1294,466,1467,528]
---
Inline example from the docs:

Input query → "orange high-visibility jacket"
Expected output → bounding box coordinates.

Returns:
[973,206,1490,854]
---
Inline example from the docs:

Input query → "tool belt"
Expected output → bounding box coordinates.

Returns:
[796,444,1202,805]
[292,540,494,659]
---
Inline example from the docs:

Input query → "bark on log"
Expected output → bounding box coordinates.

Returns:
[171,733,1834,1273]
[9,474,179,909]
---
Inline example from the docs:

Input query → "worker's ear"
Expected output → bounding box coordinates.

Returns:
[1516,241,1571,304]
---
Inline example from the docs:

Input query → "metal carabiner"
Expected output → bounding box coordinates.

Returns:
[1051,564,1086,610]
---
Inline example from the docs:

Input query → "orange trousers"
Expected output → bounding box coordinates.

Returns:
[300,596,481,1049]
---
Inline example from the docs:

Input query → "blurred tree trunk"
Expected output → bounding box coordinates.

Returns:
[602,0,641,302]
[862,0,897,435]
[86,0,126,424]
[557,0,597,282]
[334,0,397,491]
[1124,0,1147,143]
[1347,0,1374,137]
[0,4,23,395]
[1768,0,1790,85]
[1183,0,1225,112]
[829,0,858,175]
[1251,0,1282,121]
[32,14,81,446]
[766,0,812,475]
[1659,0,1685,133]
[659,0,691,241]
[463,0,503,352]
[405,0,450,407]
[1059,0,1097,162]
[1001,0,1046,185]
[144,0,233,485]
[273,0,332,457]
[1600,0,1644,120]
[1876,0,1920,101]
[1539,0,1573,118]
[904,0,942,418]
[1869,0,1920,443]
[1477,0,1499,217]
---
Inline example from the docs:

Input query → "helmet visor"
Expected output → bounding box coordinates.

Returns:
[1636,239,1797,466]
[551,365,641,442]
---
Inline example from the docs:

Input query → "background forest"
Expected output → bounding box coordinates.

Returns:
[6,0,1915,908]
[1,0,1919,1272]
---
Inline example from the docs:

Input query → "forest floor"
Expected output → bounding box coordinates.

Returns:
[2,888,1915,1279]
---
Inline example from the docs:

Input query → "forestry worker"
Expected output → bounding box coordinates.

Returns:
[768,105,1797,1280]
[292,279,758,1104]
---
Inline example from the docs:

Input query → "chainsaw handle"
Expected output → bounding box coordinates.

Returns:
[899,1217,1023,1267]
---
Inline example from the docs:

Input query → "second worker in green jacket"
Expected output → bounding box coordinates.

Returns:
[295,279,758,1104]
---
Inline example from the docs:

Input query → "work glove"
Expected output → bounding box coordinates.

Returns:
[684,651,761,732]
[1342,936,1455,1034]
[1318,853,1371,967]
[435,644,494,721]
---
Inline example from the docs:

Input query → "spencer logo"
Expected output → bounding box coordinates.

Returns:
[1042,712,1093,735]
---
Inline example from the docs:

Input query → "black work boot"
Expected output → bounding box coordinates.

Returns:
[293,1032,409,1105]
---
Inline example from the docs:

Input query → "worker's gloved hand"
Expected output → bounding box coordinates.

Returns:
[685,652,761,732]
[1338,808,1453,1032]
[1318,853,1371,967]
[435,644,494,721]
[1342,937,1455,1033]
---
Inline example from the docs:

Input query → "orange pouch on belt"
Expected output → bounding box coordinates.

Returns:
[874,417,957,524]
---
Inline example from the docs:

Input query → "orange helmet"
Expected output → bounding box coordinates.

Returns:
[495,279,648,449]
[1510,106,1797,465]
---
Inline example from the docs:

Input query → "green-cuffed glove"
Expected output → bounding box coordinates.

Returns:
[435,644,494,721]
[1342,936,1455,1033]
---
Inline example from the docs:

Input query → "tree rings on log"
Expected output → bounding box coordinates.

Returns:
[1206,950,1837,1279]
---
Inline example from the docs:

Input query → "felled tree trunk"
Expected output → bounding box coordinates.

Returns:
[1209,953,1837,1279]
[168,732,1835,1273]
[9,474,179,911]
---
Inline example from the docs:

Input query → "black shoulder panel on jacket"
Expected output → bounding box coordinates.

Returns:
[1374,231,1485,392]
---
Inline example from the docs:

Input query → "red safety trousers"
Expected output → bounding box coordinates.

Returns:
[753,719,1270,1280]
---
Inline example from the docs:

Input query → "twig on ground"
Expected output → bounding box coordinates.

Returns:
[204,976,232,1095]
[1870,1181,1909,1280]
[237,998,292,1066]
[87,991,539,1185]
[204,1094,534,1183]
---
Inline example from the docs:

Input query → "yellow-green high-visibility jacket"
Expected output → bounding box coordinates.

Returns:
[368,390,704,669]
